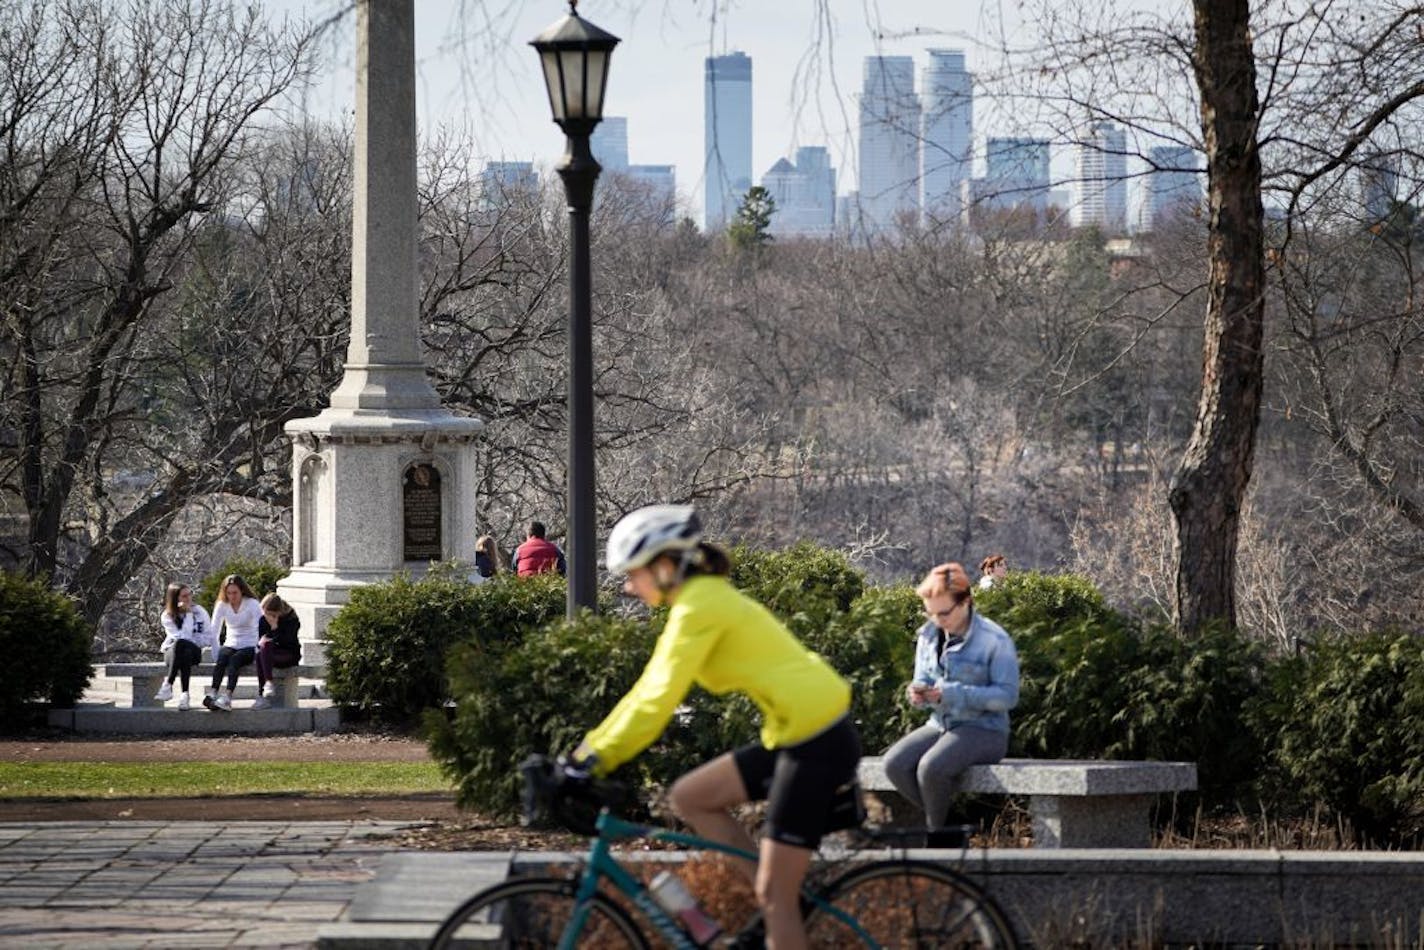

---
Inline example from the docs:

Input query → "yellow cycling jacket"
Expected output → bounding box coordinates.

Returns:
[582,574,851,774]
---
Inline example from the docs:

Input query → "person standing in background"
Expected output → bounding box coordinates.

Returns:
[513,521,567,576]
[473,535,504,580]
[977,553,1008,590]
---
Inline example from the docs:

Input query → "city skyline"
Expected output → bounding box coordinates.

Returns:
[263,0,1196,230]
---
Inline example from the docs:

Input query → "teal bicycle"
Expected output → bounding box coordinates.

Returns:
[428,755,1018,949]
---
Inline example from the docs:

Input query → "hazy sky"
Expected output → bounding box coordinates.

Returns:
[262,2,1177,213]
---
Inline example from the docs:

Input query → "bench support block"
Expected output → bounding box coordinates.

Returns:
[1031,793,1151,849]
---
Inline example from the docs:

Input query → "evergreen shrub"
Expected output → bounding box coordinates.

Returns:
[427,609,658,810]
[729,541,864,637]
[0,572,93,721]
[1256,631,1424,846]
[326,572,566,722]
[980,572,1261,804]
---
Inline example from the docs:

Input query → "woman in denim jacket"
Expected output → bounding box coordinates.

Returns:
[883,561,1019,844]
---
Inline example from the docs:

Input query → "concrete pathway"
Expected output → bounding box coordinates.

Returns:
[0,821,412,949]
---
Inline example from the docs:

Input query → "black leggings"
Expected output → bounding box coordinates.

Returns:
[166,640,203,692]
[211,646,256,692]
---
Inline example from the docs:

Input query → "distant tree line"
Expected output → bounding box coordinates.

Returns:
[2,0,1421,652]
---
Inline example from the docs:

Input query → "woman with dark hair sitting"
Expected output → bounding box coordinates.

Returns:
[252,593,301,710]
[156,582,214,711]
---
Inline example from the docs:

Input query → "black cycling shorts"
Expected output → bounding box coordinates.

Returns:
[732,715,861,849]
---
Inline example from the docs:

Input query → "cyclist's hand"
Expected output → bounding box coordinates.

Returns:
[558,749,598,783]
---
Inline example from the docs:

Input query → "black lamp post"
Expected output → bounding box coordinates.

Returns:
[531,3,619,617]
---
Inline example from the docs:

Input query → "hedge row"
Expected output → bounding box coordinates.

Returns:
[296,548,1424,846]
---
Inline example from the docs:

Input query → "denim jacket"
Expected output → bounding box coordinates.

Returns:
[912,609,1019,734]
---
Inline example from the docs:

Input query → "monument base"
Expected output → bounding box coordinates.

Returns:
[279,407,482,643]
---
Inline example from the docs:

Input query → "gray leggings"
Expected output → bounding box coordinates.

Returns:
[882,723,1008,829]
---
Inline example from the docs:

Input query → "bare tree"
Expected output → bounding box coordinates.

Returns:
[0,0,320,624]
[1163,0,1267,632]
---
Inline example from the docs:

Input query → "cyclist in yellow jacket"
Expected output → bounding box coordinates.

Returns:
[570,504,861,950]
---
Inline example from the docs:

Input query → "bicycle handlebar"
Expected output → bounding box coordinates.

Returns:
[519,753,631,836]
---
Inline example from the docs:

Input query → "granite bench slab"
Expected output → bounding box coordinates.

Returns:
[102,662,326,709]
[859,756,1197,848]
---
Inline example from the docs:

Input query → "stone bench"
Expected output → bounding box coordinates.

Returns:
[102,662,326,710]
[859,756,1197,849]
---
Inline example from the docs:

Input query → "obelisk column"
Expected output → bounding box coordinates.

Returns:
[329,0,439,410]
[279,0,482,648]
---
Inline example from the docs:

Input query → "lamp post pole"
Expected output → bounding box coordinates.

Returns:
[559,130,599,616]
[531,4,619,618]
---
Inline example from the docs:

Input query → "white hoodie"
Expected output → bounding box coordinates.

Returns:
[159,605,215,653]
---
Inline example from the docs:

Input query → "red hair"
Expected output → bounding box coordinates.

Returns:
[916,562,972,601]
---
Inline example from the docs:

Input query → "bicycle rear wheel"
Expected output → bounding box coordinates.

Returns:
[428,876,651,950]
[804,860,1017,949]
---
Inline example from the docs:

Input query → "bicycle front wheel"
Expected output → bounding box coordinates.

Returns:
[428,876,651,950]
[804,860,1018,949]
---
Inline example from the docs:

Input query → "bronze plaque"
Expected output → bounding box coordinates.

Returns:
[403,463,442,561]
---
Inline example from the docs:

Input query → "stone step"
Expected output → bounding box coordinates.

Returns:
[88,672,327,701]
[48,702,342,735]
[317,853,513,949]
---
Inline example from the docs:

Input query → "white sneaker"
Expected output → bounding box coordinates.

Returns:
[261,682,276,698]
[215,689,232,710]
[154,681,173,702]
[177,692,190,711]
[251,696,272,710]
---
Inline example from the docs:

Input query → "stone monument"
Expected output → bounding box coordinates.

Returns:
[278,0,482,649]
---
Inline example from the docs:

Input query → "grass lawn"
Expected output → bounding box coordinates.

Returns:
[0,762,451,798]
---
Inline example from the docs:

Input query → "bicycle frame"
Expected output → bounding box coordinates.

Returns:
[556,809,878,949]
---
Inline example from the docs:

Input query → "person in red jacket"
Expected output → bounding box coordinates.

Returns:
[513,520,567,576]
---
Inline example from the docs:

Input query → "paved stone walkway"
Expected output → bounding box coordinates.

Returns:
[0,821,411,949]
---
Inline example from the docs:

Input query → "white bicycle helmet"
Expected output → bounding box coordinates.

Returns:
[605,504,702,573]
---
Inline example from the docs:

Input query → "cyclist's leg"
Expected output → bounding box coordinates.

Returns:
[757,717,861,947]
[758,838,812,950]
[668,752,758,879]
[916,725,1008,831]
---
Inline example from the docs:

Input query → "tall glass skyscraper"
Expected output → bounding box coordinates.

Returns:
[1358,148,1399,224]
[704,52,753,231]
[1073,121,1128,233]
[1144,144,1201,230]
[919,49,973,225]
[984,137,1051,213]
[857,55,920,233]
[590,117,629,173]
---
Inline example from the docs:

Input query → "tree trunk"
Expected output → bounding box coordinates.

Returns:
[1168,0,1265,633]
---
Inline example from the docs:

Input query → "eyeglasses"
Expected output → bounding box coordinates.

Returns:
[924,601,965,621]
